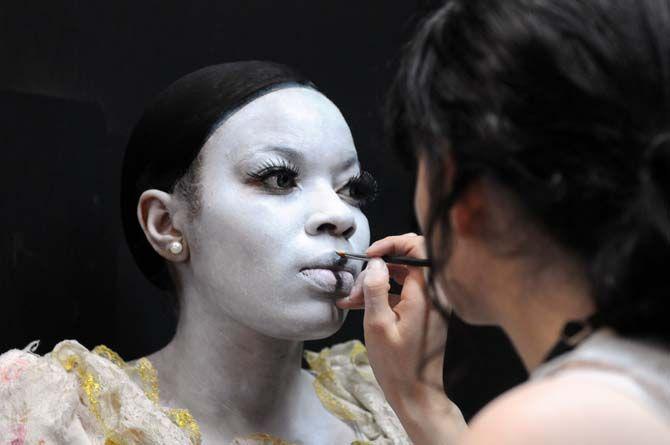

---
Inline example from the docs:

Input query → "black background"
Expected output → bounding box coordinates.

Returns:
[0,0,525,421]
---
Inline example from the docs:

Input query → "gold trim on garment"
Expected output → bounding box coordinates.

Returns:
[93,345,161,404]
[167,408,202,444]
[56,343,202,444]
[305,347,358,423]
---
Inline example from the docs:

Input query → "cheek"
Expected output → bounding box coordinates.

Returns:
[352,213,371,251]
[188,192,298,287]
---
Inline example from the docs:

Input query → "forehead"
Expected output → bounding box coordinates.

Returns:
[202,87,358,166]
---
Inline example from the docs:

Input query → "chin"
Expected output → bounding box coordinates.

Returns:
[450,300,497,326]
[453,310,487,326]
[260,301,347,341]
[437,278,496,325]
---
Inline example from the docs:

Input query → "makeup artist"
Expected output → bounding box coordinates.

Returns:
[337,0,670,443]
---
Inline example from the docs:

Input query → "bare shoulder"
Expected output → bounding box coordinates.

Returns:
[461,374,670,445]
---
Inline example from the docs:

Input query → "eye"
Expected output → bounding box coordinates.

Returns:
[266,169,298,189]
[247,160,300,192]
[339,171,378,208]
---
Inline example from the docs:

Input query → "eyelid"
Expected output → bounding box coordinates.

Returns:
[337,170,378,208]
[246,158,301,179]
[335,170,361,190]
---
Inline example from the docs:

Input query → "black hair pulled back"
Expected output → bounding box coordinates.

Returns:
[387,0,670,341]
[121,61,313,294]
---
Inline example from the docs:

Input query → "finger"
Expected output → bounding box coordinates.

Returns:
[367,234,416,255]
[362,259,397,327]
[336,292,364,309]
[398,270,429,307]
[337,300,365,310]
[388,264,409,285]
[335,269,366,309]
[366,233,426,258]
[390,270,431,327]
[351,268,366,299]
[338,264,409,308]
[339,293,402,311]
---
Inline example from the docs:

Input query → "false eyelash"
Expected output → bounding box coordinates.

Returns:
[246,159,301,181]
[345,171,379,208]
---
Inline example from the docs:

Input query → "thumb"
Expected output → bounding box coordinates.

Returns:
[363,259,396,325]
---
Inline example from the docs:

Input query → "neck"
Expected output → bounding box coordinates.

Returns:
[497,258,596,371]
[149,283,307,436]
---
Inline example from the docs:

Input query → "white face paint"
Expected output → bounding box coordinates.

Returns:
[183,87,371,341]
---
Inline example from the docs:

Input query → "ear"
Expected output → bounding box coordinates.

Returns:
[449,179,487,239]
[137,190,189,262]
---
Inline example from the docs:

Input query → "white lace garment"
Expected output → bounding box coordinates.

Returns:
[0,340,410,445]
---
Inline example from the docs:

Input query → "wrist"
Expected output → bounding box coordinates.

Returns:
[390,385,467,445]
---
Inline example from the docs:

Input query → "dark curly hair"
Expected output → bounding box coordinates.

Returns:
[387,0,670,341]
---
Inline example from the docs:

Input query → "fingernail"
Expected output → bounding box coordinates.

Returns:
[367,258,384,271]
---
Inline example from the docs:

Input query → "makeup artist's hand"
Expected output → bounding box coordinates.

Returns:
[337,233,467,445]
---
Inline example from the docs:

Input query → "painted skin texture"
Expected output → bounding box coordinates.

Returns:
[140,87,370,444]
[187,86,369,340]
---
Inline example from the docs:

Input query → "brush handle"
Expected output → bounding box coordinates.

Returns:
[336,251,432,268]
[381,255,432,268]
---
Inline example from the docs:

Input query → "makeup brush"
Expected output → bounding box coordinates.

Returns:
[335,251,432,268]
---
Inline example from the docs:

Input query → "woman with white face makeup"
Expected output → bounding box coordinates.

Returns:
[0,62,410,445]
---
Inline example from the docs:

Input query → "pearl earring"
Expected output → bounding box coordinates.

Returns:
[168,241,183,255]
